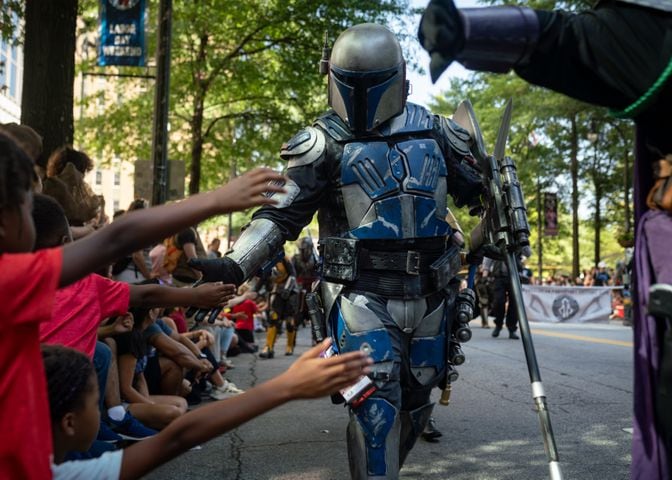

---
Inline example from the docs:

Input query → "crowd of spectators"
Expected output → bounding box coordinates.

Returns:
[0,125,371,479]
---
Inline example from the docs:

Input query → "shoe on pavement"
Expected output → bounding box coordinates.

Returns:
[492,326,502,338]
[210,389,234,400]
[217,380,244,395]
[97,421,123,443]
[220,358,234,369]
[421,417,442,442]
[259,347,274,359]
[509,331,520,340]
[109,412,158,441]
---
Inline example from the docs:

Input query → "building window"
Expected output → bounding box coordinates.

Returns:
[95,170,102,185]
[113,199,120,211]
[114,171,120,186]
[0,14,23,101]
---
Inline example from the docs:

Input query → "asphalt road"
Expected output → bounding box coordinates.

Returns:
[147,318,633,480]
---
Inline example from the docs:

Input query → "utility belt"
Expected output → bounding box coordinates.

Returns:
[321,237,462,297]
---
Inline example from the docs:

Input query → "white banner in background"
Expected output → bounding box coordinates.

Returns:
[521,285,616,323]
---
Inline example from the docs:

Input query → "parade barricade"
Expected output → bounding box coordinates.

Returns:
[521,285,621,323]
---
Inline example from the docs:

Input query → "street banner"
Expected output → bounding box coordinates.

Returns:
[522,285,615,323]
[543,192,558,236]
[99,0,146,67]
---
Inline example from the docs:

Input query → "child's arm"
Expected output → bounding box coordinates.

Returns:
[119,339,371,480]
[149,332,209,373]
[59,168,285,287]
[128,283,236,309]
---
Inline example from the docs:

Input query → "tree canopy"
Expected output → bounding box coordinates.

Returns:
[76,0,410,196]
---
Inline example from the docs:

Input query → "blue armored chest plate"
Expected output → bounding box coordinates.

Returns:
[340,138,450,240]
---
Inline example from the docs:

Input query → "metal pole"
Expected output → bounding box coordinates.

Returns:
[505,251,562,479]
[151,0,172,206]
[537,176,543,281]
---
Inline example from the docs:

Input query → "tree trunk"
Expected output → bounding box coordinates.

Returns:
[624,148,631,233]
[21,0,78,161]
[570,115,580,280]
[188,33,208,195]
[189,95,204,195]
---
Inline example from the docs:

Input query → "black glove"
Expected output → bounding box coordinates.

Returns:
[418,0,465,82]
[188,257,245,285]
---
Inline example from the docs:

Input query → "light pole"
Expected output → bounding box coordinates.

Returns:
[151,0,172,206]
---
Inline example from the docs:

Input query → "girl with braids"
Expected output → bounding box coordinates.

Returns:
[0,131,288,479]
[44,340,372,479]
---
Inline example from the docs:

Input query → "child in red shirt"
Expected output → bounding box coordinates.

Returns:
[226,283,259,352]
[0,133,286,480]
[34,194,234,358]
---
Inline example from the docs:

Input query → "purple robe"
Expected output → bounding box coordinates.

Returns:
[631,130,671,479]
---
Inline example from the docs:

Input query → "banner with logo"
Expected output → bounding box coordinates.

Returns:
[99,0,146,67]
[522,285,615,323]
[543,192,558,236]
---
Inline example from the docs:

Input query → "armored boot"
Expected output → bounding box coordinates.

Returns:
[421,416,442,442]
[399,403,434,467]
[259,325,277,359]
[347,398,400,480]
[285,329,297,356]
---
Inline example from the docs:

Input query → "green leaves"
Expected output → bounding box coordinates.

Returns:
[76,0,409,195]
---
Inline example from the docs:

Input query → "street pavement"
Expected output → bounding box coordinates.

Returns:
[147,318,633,480]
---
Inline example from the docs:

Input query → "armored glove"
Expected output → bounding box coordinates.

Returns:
[188,256,245,285]
[418,0,464,82]
[186,257,245,324]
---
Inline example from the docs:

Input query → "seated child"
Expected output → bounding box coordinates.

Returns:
[44,339,371,479]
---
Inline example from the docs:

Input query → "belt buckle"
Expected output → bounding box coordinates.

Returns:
[406,251,420,275]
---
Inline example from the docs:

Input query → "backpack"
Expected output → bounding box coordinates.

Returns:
[162,235,183,274]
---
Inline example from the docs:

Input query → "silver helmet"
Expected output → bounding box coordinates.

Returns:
[328,24,407,133]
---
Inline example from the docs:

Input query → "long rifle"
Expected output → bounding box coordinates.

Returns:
[469,99,563,480]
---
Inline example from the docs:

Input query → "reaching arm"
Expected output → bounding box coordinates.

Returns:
[119,339,371,480]
[419,0,672,111]
[59,168,286,287]
[128,282,236,308]
[187,130,332,286]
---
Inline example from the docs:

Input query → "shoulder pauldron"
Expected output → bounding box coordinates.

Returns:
[280,126,327,168]
[439,116,473,157]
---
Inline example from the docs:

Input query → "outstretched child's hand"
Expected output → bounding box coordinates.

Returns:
[279,338,373,400]
[192,283,236,308]
[214,168,287,213]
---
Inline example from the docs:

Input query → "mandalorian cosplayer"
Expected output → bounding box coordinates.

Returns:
[190,23,484,479]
